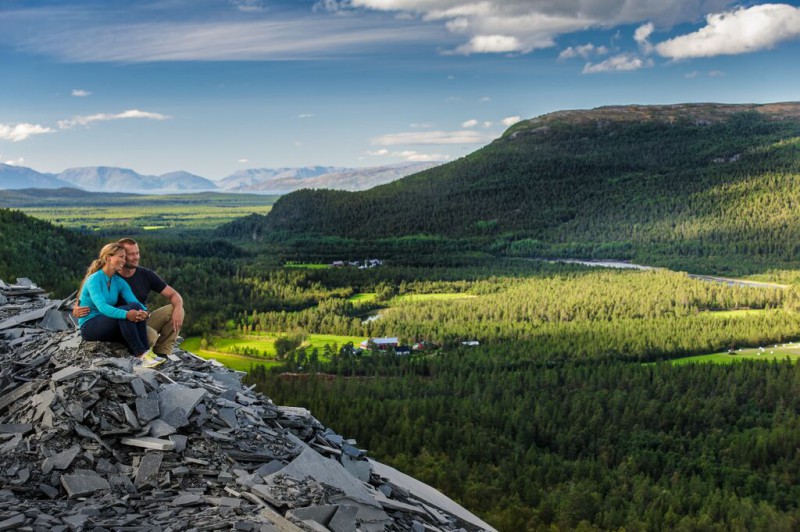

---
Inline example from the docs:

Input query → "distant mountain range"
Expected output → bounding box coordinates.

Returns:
[0,162,441,194]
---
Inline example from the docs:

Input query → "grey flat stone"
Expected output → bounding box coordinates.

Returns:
[0,513,26,530]
[135,452,163,488]
[172,492,203,506]
[287,505,337,527]
[218,407,239,429]
[341,454,371,483]
[136,397,160,423]
[255,460,285,478]
[130,377,147,397]
[169,434,188,453]
[122,403,140,428]
[40,309,70,331]
[158,384,206,418]
[61,472,111,498]
[0,423,32,434]
[160,407,190,428]
[108,474,137,494]
[148,419,177,438]
[329,504,359,532]
[121,437,176,451]
[42,444,82,474]
[266,447,377,507]
[51,365,83,382]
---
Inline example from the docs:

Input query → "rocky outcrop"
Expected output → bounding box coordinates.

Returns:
[0,278,495,532]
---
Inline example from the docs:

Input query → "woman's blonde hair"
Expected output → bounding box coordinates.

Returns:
[78,242,127,298]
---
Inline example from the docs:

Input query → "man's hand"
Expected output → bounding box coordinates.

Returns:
[126,309,149,322]
[171,307,184,332]
[72,305,91,318]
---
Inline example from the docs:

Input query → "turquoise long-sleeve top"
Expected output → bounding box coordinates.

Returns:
[78,270,147,327]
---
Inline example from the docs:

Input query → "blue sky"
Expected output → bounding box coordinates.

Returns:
[1,0,800,179]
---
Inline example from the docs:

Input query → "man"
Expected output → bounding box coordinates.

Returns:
[74,238,185,357]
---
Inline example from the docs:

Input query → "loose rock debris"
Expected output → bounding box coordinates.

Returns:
[0,278,495,532]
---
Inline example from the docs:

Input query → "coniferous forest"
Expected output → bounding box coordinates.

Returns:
[3,103,800,530]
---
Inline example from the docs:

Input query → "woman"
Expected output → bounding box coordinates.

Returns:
[78,243,164,368]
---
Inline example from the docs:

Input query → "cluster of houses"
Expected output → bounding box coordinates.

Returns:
[331,259,383,269]
[358,337,479,355]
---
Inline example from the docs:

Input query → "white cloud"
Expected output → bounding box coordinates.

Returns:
[3,156,25,166]
[71,89,91,97]
[454,34,522,54]
[709,69,724,76]
[684,70,699,78]
[558,43,608,60]
[483,121,493,128]
[238,158,249,164]
[58,109,170,129]
[583,53,652,73]
[634,22,655,54]
[655,4,800,59]
[462,119,478,128]
[410,122,434,128]
[479,96,491,102]
[342,0,739,55]
[0,122,54,142]
[371,130,494,146]
[502,116,522,127]
[368,148,449,162]
[297,113,315,119]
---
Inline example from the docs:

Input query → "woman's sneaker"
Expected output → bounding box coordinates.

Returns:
[139,350,166,368]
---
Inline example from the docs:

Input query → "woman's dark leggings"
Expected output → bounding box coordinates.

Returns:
[80,303,149,355]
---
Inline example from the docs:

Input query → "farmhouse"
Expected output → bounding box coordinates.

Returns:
[360,337,399,350]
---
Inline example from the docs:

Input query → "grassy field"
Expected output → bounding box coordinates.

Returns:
[181,332,366,372]
[671,342,800,365]
[391,293,477,303]
[3,191,277,231]
[347,293,377,302]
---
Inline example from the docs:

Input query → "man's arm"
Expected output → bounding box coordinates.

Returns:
[160,285,184,332]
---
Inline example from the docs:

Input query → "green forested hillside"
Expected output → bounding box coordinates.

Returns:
[0,208,97,295]
[226,103,800,273]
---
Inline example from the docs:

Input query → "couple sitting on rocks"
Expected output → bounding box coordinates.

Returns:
[74,238,184,368]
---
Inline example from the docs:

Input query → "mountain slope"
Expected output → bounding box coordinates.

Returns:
[231,102,800,270]
[0,164,74,189]
[216,162,441,193]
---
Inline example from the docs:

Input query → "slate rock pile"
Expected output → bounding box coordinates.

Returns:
[0,278,495,532]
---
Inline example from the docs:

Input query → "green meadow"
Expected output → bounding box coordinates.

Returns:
[4,192,277,232]
[182,332,366,372]
[671,343,800,365]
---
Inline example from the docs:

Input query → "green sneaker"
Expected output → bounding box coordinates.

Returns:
[139,350,166,368]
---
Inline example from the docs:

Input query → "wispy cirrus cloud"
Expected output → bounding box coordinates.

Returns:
[58,109,170,129]
[371,129,494,146]
[71,89,92,97]
[0,123,54,142]
[4,6,440,63]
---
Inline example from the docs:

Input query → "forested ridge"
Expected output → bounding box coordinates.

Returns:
[222,102,800,274]
[0,208,96,294]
